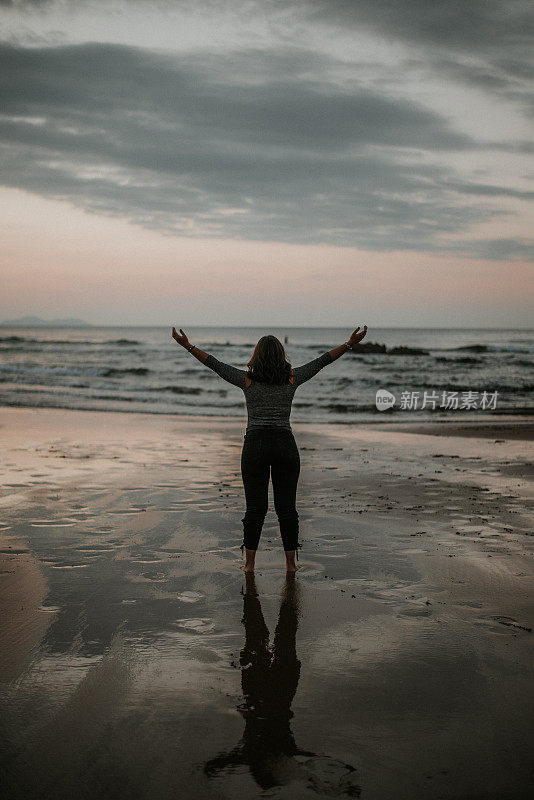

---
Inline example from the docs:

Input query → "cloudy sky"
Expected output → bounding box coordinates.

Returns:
[1,0,533,326]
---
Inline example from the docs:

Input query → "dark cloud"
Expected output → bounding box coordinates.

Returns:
[301,0,533,52]
[3,1,533,105]
[0,42,532,258]
[293,0,534,114]
[0,44,474,151]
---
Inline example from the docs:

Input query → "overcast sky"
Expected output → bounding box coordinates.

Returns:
[1,0,533,326]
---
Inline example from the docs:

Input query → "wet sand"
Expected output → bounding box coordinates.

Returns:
[374,418,534,441]
[0,406,533,800]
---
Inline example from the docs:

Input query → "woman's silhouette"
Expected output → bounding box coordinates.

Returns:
[171,326,367,571]
[203,574,361,795]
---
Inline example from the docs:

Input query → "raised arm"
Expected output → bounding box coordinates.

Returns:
[171,327,246,389]
[292,351,333,387]
[204,355,247,388]
[292,325,368,387]
[328,325,367,362]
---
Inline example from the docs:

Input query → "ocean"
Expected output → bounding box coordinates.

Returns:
[0,326,532,423]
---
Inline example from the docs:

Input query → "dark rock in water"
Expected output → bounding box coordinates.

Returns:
[455,344,488,352]
[388,345,429,355]
[350,342,387,354]
[349,341,428,355]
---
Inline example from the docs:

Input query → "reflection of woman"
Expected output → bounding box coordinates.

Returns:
[171,326,367,572]
[204,574,361,795]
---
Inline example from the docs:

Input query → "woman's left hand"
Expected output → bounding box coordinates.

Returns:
[172,327,190,348]
[348,325,367,347]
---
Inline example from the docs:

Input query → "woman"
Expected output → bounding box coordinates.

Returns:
[171,326,368,573]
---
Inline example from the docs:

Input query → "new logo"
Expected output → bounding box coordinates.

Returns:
[375,389,395,410]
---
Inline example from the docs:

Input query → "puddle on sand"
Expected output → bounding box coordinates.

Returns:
[173,618,215,634]
[396,604,433,618]
[108,508,148,515]
[176,590,204,603]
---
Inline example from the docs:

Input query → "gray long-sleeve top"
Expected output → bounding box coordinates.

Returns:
[204,351,333,432]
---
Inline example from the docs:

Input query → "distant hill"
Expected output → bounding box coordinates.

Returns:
[0,315,92,327]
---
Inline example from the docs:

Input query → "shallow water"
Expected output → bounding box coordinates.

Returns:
[1,325,532,420]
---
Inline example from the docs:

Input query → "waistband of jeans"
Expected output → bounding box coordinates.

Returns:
[244,426,294,437]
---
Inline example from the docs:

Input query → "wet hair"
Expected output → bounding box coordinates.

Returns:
[246,335,292,385]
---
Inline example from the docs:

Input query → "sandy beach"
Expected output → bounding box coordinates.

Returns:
[0,406,533,799]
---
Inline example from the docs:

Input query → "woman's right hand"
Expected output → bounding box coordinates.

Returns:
[348,325,367,347]
[172,327,190,348]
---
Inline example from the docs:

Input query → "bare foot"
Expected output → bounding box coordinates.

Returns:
[240,564,255,573]
[285,563,301,572]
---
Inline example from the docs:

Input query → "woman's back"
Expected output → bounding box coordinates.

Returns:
[243,379,296,430]
[204,351,332,432]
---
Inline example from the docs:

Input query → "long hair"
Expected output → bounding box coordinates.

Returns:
[246,335,292,385]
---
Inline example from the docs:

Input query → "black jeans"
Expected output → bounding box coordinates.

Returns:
[241,427,301,556]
